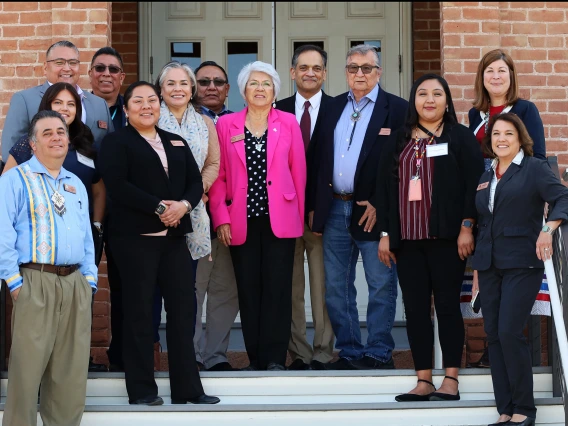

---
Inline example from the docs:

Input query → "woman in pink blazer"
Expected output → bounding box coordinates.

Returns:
[209,61,306,371]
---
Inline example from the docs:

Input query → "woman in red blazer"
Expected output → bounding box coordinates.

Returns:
[209,61,306,371]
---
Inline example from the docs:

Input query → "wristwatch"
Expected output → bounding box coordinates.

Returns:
[155,202,167,216]
[180,200,191,214]
[542,225,554,235]
[462,220,474,229]
[93,221,103,234]
[380,232,389,238]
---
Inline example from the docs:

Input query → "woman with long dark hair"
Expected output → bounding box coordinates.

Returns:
[376,73,484,402]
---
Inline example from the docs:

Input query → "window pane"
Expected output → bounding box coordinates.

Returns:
[171,42,202,70]
[291,41,326,94]
[350,40,381,66]
[227,41,259,112]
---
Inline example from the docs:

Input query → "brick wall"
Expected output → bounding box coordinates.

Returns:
[413,2,441,80]
[111,1,138,91]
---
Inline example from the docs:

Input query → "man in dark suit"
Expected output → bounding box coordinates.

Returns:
[311,44,408,370]
[1,40,113,160]
[276,45,334,371]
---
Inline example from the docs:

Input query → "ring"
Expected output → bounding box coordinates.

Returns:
[545,248,550,251]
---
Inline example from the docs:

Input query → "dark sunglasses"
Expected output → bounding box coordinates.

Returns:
[197,78,227,87]
[91,64,123,75]
[346,64,380,74]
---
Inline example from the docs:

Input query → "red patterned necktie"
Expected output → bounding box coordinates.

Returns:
[300,100,311,151]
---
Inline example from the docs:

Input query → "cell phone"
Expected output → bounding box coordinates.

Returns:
[155,201,167,216]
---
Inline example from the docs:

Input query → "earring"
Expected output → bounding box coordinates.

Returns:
[445,105,448,112]
[272,101,276,108]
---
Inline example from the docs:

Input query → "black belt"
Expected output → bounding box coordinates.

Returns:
[333,193,354,201]
[20,263,79,277]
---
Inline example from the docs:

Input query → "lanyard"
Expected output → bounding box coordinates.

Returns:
[413,122,442,178]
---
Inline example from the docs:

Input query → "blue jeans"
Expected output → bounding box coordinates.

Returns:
[323,198,397,362]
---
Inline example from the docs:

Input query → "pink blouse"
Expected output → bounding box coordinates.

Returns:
[142,133,168,236]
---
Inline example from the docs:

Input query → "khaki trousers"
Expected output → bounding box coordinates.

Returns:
[3,268,92,426]
[194,238,239,369]
[289,224,335,363]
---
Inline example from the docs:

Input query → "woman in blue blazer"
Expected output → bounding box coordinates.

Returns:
[473,113,568,426]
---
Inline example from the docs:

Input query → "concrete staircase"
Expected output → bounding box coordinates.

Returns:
[0,368,563,425]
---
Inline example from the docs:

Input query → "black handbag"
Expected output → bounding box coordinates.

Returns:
[91,223,104,266]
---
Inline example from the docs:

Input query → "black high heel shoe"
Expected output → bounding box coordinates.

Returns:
[428,376,460,401]
[395,379,435,402]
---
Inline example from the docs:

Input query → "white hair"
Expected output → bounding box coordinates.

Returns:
[155,61,197,98]
[346,44,381,67]
[237,61,281,100]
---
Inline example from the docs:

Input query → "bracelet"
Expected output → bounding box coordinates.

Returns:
[180,200,191,214]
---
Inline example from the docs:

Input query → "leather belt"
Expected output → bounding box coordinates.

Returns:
[20,263,79,277]
[333,193,354,201]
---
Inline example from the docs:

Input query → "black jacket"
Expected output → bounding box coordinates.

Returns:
[468,99,546,160]
[311,88,408,240]
[472,155,568,271]
[376,122,484,250]
[99,125,203,236]
[276,91,332,215]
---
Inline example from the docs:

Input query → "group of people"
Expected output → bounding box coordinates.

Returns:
[0,38,565,426]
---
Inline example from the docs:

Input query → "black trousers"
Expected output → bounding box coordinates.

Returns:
[229,216,295,369]
[397,239,466,371]
[478,266,543,419]
[110,235,204,401]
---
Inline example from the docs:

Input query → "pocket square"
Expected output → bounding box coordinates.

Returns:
[231,133,245,143]
[97,120,108,129]
[379,128,391,136]
[477,182,489,191]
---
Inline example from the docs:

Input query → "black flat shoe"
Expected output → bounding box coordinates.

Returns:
[206,362,234,371]
[267,362,286,371]
[310,360,327,370]
[240,364,258,371]
[172,394,220,405]
[395,379,435,402]
[288,359,310,370]
[351,355,395,370]
[504,418,535,426]
[324,357,356,370]
[129,396,164,405]
[487,420,511,426]
[428,376,460,401]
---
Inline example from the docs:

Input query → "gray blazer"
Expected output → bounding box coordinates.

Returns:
[1,81,114,160]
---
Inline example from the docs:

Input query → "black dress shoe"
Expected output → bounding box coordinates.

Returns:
[310,360,327,370]
[88,358,108,372]
[504,417,535,426]
[129,396,164,405]
[171,394,220,405]
[324,358,356,370]
[267,362,286,371]
[108,362,124,372]
[206,362,234,371]
[487,420,511,426]
[288,359,310,370]
[351,355,395,370]
[240,364,258,371]
[395,379,435,402]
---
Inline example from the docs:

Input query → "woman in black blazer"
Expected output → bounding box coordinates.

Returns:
[99,81,219,406]
[473,113,568,426]
[376,74,484,402]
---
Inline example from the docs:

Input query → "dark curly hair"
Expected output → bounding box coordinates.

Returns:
[38,82,96,159]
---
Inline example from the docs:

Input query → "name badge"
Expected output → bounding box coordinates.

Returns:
[171,140,185,147]
[426,143,448,158]
[379,128,391,136]
[63,184,76,194]
[98,120,108,129]
[77,152,95,169]
[231,133,245,143]
[477,182,489,191]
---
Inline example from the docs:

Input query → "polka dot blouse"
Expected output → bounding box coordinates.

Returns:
[245,127,269,218]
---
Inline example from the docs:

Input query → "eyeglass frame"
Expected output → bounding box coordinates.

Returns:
[345,64,381,74]
[46,58,81,67]
[197,78,228,88]
[90,64,124,75]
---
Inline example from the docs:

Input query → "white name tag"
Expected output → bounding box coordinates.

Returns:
[426,143,448,158]
[77,152,95,169]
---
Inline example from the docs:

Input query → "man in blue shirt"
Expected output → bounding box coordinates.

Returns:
[311,45,408,370]
[0,110,97,426]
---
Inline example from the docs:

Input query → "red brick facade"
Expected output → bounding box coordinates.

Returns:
[413,2,441,80]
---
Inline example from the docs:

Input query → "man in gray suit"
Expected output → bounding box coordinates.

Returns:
[1,40,113,160]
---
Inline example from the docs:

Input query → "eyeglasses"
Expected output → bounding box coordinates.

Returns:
[197,78,227,87]
[346,64,380,74]
[91,64,123,74]
[46,58,81,67]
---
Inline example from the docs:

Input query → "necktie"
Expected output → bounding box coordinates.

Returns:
[300,100,311,151]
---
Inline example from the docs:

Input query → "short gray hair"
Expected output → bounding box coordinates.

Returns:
[46,40,79,59]
[237,61,281,100]
[28,110,69,142]
[346,44,380,67]
[155,61,197,98]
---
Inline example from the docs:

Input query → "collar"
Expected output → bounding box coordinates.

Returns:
[491,149,525,171]
[27,155,71,180]
[48,81,85,99]
[348,84,379,105]
[201,105,228,119]
[295,90,323,110]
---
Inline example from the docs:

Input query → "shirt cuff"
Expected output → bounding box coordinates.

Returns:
[6,273,23,292]
[84,275,98,293]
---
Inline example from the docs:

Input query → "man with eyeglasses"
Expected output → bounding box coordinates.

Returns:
[275,45,334,371]
[1,40,114,161]
[311,44,408,370]
[192,60,238,372]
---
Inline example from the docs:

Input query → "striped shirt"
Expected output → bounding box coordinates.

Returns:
[0,156,98,292]
[399,138,435,240]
